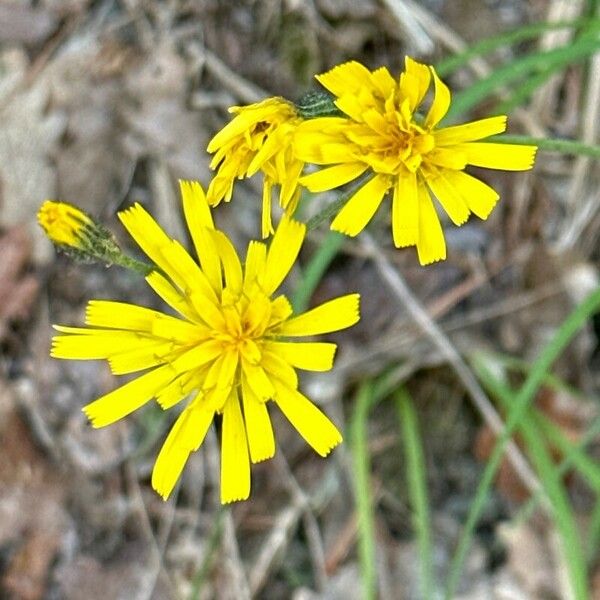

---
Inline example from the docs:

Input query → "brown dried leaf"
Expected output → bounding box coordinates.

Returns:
[0,384,68,600]
[0,226,40,342]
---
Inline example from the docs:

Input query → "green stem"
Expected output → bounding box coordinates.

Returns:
[108,251,154,277]
[292,231,345,313]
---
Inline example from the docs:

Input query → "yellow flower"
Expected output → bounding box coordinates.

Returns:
[207,97,305,239]
[295,58,538,265]
[38,201,94,249]
[51,180,360,504]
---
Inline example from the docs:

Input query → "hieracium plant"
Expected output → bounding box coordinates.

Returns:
[38,57,537,503]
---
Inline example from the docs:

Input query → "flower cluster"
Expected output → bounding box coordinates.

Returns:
[209,58,536,265]
[41,56,537,503]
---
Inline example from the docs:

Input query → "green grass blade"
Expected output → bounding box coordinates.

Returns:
[493,64,559,114]
[292,232,345,313]
[445,286,600,600]
[586,499,600,562]
[396,388,434,600]
[535,416,600,493]
[478,364,588,599]
[188,507,226,600]
[515,414,600,530]
[472,361,589,598]
[445,31,600,120]
[435,18,599,77]
[350,382,377,600]
[489,135,600,159]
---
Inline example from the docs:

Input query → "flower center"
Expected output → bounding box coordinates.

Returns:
[355,105,436,175]
[212,289,273,364]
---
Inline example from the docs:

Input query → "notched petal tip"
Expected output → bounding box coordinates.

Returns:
[220,489,251,505]
[318,432,343,457]
[81,405,103,428]
[417,248,447,267]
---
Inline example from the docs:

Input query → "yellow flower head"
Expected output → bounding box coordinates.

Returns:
[38,201,94,249]
[51,181,360,504]
[295,58,538,265]
[207,97,305,239]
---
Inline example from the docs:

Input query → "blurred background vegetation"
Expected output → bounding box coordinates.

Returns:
[0,0,599,598]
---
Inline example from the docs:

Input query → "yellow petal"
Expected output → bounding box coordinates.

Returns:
[151,395,214,500]
[424,67,451,128]
[260,350,298,389]
[171,340,223,374]
[85,300,162,331]
[118,204,180,283]
[316,61,373,98]
[263,217,305,295]
[434,116,507,146]
[264,341,337,371]
[416,183,446,265]
[180,180,214,230]
[243,240,267,292]
[425,148,468,170]
[331,174,392,236]
[400,57,431,111]
[83,365,175,427]
[159,240,219,307]
[179,180,222,294]
[108,341,175,375]
[269,295,294,326]
[242,362,276,401]
[279,159,303,211]
[261,179,274,239]
[145,271,200,323]
[220,392,251,503]
[456,142,537,170]
[206,98,288,153]
[279,293,360,336]
[150,313,206,343]
[392,171,419,248]
[336,94,373,123]
[425,168,470,226]
[156,372,198,409]
[300,163,368,193]
[294,126,358,164]
[272,380,342,457]
[209,230,243,294]
[439,170,499,220]
[241,377,275,463]
[371,65,396,100]
[51,329,155,360]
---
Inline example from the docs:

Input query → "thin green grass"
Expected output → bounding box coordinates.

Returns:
[472,353,600,532]
[492,64,562,115]
[471,359,590,599]
[446,29,600,121]
[350,382,377,600]
[395,388,434,600]
[291,232,345,313]
[435,18,599,77]
[535,416,600,493]
[587,500,600,562]
[490,135,600,159]
[188,507,226,600]
[445,286,600,600]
